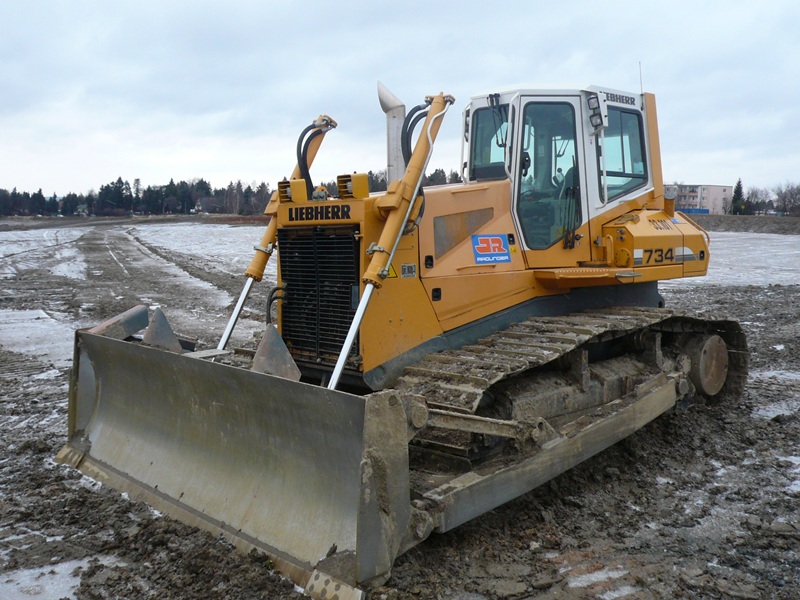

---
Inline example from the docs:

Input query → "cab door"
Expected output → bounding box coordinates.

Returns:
[511,95,592,268]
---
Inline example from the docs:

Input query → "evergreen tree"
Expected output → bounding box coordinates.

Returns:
[731,179,745,214]
[163,179,178,213]
[0,189,11,216]
[176,180,193,213]
[142,186,164,214]
[423,168,447,186]
[85,191,96,215]
[240,184,254,215]
[46,193,59,214]
[30,189,46,215]
[61,193,80,216]
[320,180,337,197]
[254,182,271,213]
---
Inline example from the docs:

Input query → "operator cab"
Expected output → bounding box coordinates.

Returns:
[463,87,653,253]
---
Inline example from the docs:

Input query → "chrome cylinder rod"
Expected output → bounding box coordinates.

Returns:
[217,277,255,350]
[328,283,374,390]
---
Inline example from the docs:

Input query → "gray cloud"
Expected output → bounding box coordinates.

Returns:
[1,0,798,194]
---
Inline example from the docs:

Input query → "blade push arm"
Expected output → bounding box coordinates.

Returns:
[328,93,454,389]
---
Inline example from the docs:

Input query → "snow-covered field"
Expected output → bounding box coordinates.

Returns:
[131,222,279,282]
[664,231,800,287]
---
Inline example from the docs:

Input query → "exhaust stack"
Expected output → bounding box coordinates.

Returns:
[377,82,405,183]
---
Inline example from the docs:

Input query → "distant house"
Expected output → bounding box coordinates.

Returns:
[664,183,731,215]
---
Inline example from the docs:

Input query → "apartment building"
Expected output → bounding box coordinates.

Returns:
[663,183,732,215]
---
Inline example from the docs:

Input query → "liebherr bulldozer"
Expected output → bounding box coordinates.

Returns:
[58,84,747,598]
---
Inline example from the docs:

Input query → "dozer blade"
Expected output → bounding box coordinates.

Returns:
[57,328,412,597]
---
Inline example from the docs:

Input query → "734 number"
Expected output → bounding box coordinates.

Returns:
[643,248,675,264]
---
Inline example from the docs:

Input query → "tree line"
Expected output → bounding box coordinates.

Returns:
[0,177,272,218]
[728,178,800,216]
[0,168,464,218]
[8,169,795,218]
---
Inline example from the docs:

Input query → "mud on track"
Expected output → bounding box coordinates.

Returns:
[1,218,798,599]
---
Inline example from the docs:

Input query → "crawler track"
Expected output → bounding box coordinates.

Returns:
[394,307,748,414]
[390,307,748,477]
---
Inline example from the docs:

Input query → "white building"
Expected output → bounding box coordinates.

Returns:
[664,183,732,215]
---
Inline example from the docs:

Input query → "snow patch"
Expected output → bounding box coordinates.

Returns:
[750,370,800,419]
[78,475,102,491]
[752,369,800,382]
[568,567,628,588]
[0,309,76,368]
[778,456,800,493]
[31,368,63,381]
[600,585,640,599]
[752,398,800,419]
[49,245,87,280]
[0,555,123,600]
[0,228,91,260]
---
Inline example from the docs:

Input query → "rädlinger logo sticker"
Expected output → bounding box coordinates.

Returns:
[472,234,512,264]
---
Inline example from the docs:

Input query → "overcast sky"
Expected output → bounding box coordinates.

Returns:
[2,0,798,196]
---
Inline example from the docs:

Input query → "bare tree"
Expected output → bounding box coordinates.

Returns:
[773,183,800,216]
[745,187,773,214]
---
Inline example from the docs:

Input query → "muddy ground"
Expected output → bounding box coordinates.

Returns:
[1,217,798,599]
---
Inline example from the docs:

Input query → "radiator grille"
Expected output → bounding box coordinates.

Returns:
[277,225,361,369]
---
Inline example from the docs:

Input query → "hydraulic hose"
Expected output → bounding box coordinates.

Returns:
[265,284,286,324]
[401,103,429,166]
[404,188,426,235]
[300,129,324,199]
[296,123,317,199]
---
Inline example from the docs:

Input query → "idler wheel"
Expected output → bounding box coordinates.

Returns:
[685,334,729,396]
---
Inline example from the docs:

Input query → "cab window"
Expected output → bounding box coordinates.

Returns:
[469,104,509,180]
[598,107,647,201]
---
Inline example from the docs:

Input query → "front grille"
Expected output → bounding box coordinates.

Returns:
[277,225,360,369]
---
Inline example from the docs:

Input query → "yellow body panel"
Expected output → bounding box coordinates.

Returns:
[423,272,558,331]
[418,181,523,277]
[415,180,563,330]
[603,209,709,275]
[358,200,444,373]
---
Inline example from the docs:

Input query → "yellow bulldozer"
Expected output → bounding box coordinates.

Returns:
[58,84,747,598]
